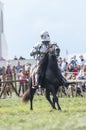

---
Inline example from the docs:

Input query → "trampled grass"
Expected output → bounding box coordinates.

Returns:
[0,94,86,130]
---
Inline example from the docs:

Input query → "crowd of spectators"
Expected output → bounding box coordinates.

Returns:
[58,55,86,95]
[14,56,26,60]
[0,61,31,98]
[0,54,86,98]
[58,55,86,80]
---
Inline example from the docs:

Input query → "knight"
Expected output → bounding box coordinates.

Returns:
[30,31,60,88]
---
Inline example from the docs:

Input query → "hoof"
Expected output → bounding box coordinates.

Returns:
[58,107,61,111]
[52,105,57,109]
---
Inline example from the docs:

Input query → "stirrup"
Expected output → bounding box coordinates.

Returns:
[38,85,41,88]
[35,84,38,87]
[32,84,38,88]
[32,86,35,89]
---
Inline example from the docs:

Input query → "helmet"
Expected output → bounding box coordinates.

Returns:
[40,31,50,42]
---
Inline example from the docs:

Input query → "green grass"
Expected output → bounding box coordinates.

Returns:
[0,94,86,130]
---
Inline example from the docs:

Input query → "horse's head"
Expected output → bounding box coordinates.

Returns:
[48,43,60,58]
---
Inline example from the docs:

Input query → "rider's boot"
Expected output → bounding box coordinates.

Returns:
[32,73,41,88]
[34,73,41,88]
[32,74,37,89]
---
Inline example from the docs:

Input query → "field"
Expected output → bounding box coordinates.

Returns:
[0,94,86,130]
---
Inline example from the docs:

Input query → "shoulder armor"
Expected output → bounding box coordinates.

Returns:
[33,42,41,49]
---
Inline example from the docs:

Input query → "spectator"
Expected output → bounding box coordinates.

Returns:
[14,56,18,60]
[61,58,68,72]
[83,63,86,79]
[66,63,74,80]
[76,65,85,80]
[0,67,2,75]
[6,65,13,98]
[0,75,2,90]
[78,55,85,66]
[70,55,78,67]
[24,63,31,79]
[19,56,25,60]
[18,69,25,96]
[73,63,79,77]
[16,61,23,73]
[24,63,31,90]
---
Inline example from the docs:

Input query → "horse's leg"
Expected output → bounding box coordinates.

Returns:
[45,89,56,109]
[50,84,61,110]
[29,77,34,110]
[52,97,56,109]
[30,97,33,110]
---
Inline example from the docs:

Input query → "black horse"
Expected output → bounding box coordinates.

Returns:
[22,44,69,110]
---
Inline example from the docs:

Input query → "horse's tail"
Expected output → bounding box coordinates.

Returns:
[22,88,30,103]
[22,76,32,103]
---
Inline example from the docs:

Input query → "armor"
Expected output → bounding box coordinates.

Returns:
[30,31,60,87]
[30,42,41,62]
[30,41,50,64]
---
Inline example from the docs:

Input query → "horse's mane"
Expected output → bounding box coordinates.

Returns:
[37,53,48,77]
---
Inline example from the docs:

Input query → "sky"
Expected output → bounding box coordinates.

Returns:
[1,0,86,60]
